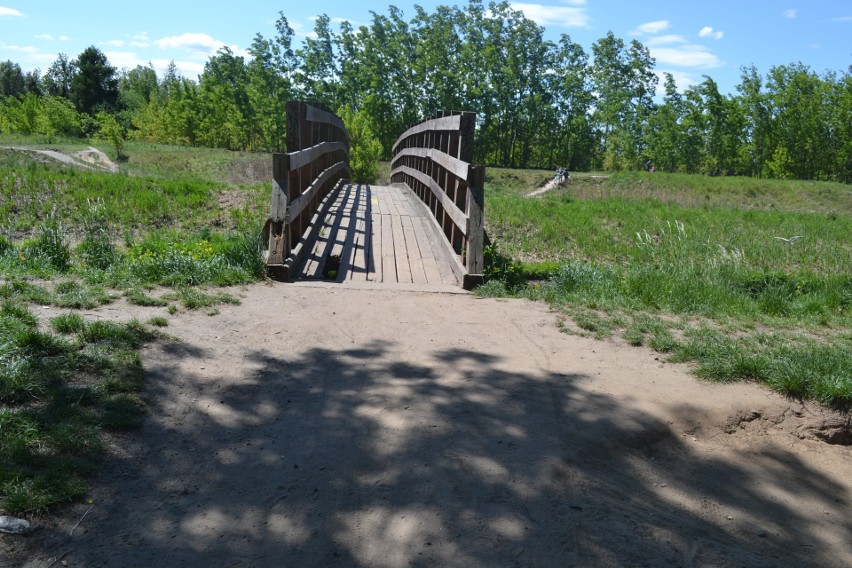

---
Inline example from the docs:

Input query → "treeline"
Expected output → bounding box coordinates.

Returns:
[1,0,850,181]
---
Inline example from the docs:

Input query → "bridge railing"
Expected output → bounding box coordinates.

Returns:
[390,111,485,289]
[265,101,350,281]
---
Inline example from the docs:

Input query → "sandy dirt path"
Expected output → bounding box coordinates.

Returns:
[4,283,850,567]
[1,146,117,172]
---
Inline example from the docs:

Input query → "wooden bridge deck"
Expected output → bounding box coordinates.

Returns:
[294,183,460,288]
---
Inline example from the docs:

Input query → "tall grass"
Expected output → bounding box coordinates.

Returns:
[482,171,852,409]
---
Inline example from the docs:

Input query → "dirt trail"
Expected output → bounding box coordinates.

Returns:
[3,283,850,567]
[1,146,117,172]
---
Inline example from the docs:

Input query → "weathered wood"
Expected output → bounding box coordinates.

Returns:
[392,114,462,153]
[391,214,412,283]
[290,141,349,171]
[306,104,347,134]
[286,179,345,278]
[465,164,485,277]
[271,153,290,222]
[392,165,469,236]
[369,211,382,282]
[391,147,469,179]
[401,215,427,284]
[288,161,347,221]
[380,213,395,283]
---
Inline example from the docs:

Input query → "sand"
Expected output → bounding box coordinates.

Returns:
[3,282,850,567]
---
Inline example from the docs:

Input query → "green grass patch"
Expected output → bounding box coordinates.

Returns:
[480,169,851,410]
[125,288,169,307]
[164,288,241,310]
[0,300,158,514]
[147,316,168,327]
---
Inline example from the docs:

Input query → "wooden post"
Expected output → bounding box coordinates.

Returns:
[267,152,291,281]
[463,164,485,290]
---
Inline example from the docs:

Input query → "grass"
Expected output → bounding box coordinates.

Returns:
[480,170,852,410]
[0,137,271,516]
[0,299,158,514]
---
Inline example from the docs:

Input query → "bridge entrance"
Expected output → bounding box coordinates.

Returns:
[265,102,485,290]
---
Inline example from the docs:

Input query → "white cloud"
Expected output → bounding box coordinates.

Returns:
[829,16,852,22]
[155,32,246,59]
[129,32,150,48]
[698,26,724,40]
[632,20,670,35]
[104,49,204,79]
[783,9,797,19]
[0,6,24,17]
[510,2,590,28]
[33,33,71,42]
[0,42,55,68]
[651,45,723,69]
[105,40,125,47]
[646,34,687,46]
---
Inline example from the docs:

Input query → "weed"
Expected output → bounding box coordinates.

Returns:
[174,288,241,310]
[22,216,71,272]
[77,199,118,270]
[51,313,86,334]
[125,288,168,307]
[147,316,168,327]
[52,280,113,309]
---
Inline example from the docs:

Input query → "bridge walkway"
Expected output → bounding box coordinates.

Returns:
[293,182,460,289]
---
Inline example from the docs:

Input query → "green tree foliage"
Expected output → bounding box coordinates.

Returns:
[96,111,126,158]
[0,60,26,97]
[71,46,120,115]
[338,105,383,183]
[42,53,75,98]
[1,5,849,183]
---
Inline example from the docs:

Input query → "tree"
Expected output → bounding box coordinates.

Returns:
[42,54,75,98]
[296,14,338,105]
[119,64,159,111]
[96,111,126,158]
[247,13,298,151]
[338,106,383,183]
[0,60,25,97]
[70,46,119,115]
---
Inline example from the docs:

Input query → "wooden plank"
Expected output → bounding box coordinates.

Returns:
[392,114,462,153]
[391,147,469,179]
[289,161,346,220]
[306,104,347,133]
[271,153,290,222]
[299,184,350,279]
[391,214,412,283]
[418,206,462,286]
[380,214,396,283]
[289,141,349,170]
[334,185,359,282]
[369,212,382,282]
[391,167,468,235]
[350,215,368,281]
[401,215,428,284]
[465,164,486,277]
[410,217,444,284]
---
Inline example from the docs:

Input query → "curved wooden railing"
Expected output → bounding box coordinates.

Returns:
[390,111,485,289]
[265,101,350,281]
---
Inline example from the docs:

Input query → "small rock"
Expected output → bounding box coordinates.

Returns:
[0,516,33,535]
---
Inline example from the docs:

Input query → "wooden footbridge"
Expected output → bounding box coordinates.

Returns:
[264,102,485,290]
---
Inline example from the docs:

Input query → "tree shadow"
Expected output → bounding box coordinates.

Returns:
[26,338,851,567]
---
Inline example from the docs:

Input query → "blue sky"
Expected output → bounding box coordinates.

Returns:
[1,1,849,96]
